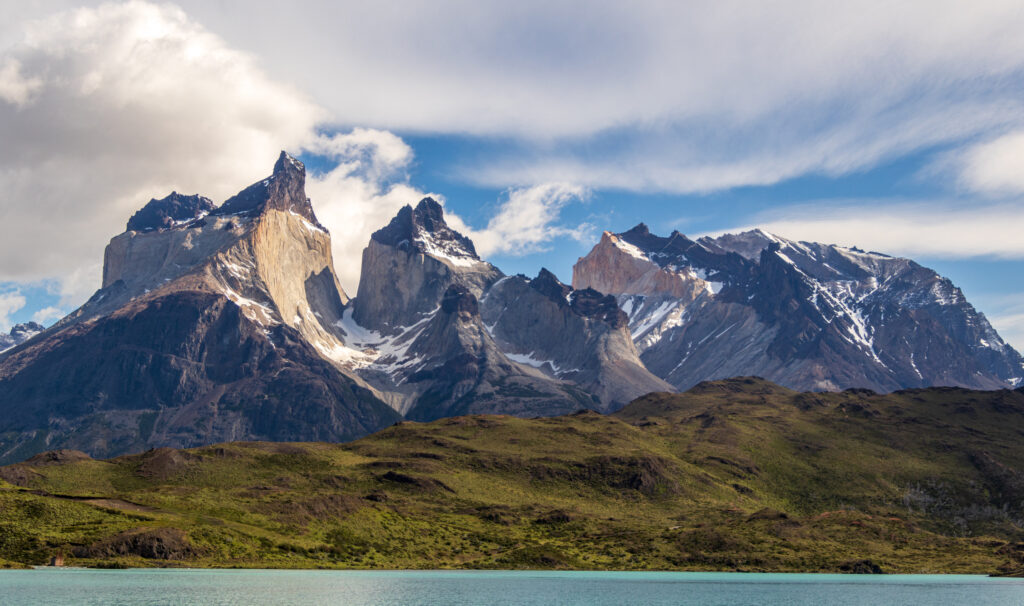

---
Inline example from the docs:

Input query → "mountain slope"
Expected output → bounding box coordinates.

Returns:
[0,153,400,464]
[3,378,1024,573]
[574,225,1024,392]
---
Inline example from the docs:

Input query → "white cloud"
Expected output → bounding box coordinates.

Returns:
[304,133,587,293]
[704,200,1024,260]
[167,1,1024,192]
[0,58,41,107]
[957,131,1024,194]
[446,184,591,257]
[0,290,26,331]
[0,1,322,303]
[303,130,433,294]
[30,306,65,326]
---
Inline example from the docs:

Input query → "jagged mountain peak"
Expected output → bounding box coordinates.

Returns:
[0,322,45,354]
[212,150,322,228]
[372,197,479,262]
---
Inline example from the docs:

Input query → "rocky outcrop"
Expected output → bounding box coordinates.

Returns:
[0,152,400,463]
[574,225,1024,392]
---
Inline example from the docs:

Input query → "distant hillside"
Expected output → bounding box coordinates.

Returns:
[3,378,1024,573]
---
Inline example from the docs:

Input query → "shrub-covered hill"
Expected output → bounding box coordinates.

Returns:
[3,377,1024,573]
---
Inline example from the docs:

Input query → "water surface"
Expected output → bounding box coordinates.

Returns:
[2,569,1024,605]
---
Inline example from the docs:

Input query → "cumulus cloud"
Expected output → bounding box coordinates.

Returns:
[0,1,322,303]
[0,290,26,331]
[704,200,1024,260]
[446,184,591,257]
[30,306,65,326]
[303,129,433,294]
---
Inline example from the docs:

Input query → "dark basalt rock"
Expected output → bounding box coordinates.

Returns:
[440,285,479,315]
[126,192,214,232]
[571,288,628,329]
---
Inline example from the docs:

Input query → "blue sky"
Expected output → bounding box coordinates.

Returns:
[1,1,1023,351]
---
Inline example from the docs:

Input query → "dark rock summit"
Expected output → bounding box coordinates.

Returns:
[126,193,214,232]
[372,197,479,259]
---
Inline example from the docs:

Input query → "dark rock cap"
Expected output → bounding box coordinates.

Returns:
[126,192,214,232]
[211,151,323,229]
[372,197,479,258]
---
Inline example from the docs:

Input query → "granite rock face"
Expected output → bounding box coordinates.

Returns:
[573,225,1024,392]
[0,152,399,463]
[352,198,502,333]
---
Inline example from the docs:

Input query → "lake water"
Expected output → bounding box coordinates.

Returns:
[2,569,1024,605]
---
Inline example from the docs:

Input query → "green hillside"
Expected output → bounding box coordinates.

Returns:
[3,377,1024,574]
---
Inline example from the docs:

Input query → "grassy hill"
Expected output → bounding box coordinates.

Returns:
[3,377,1024,573]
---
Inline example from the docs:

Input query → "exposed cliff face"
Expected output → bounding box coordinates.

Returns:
[480,269,673,410]
[0,152,399,463]
[574,225,1024,392]
[352,198,502,333]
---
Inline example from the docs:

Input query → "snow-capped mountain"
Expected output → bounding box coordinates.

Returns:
[573,224,1024,392]
[0,322,44,354]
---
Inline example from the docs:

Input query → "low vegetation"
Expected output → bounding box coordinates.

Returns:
[3,377,1024,573]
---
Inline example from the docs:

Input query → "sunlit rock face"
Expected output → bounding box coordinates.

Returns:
[574,224,1024,392]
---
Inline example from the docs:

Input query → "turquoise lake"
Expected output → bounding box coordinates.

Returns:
[2,569,1024,605]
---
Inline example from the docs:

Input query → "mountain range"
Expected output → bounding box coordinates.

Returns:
[0,152,1021,462]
